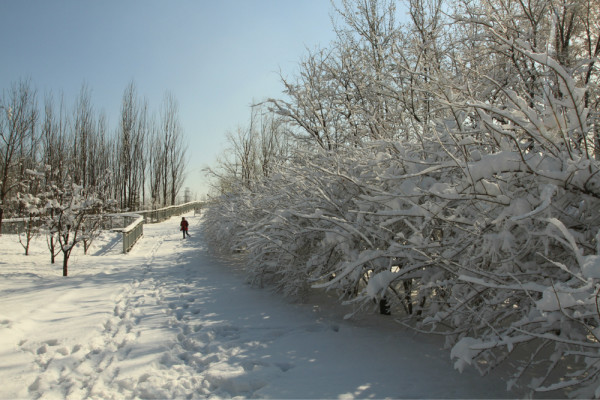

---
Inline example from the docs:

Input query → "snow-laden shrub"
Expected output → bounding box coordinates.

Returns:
[204,53,600,397]
[430,47,600,396]
[204,4,600,395]
[205,142,600,396]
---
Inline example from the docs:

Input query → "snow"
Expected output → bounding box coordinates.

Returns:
[0,214,516,399]
[582,255,600,279]
[511,184,557,221]
[450,337,481,373]
[365,270,398,299]
[535,287,589,312]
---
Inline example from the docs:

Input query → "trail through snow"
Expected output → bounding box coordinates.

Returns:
[1,215,517,399]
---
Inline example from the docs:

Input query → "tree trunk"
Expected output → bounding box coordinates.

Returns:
[62,250,71,276]
[49,237,56,264]
[379,297,391,315]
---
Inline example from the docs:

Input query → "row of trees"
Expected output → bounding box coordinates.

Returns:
[205,0,599,397]
[1,80,188,274]
[207,104,291,193]
[1,80,187,224]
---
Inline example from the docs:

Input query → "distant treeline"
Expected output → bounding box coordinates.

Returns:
[0,80,187,223]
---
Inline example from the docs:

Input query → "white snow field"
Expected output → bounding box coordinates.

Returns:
[1,214,519,399]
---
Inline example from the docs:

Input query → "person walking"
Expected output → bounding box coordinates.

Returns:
[180,217,190,238]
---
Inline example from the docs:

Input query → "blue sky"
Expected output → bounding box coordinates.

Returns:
[0,0,338,198]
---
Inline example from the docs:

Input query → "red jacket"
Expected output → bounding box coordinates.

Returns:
[180,220,189,231]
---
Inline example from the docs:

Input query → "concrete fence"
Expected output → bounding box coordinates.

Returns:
[1,216,44,235]
[111,213,144,253]
[135,202,202,224]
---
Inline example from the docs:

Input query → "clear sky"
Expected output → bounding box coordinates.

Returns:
[0,0,338,199]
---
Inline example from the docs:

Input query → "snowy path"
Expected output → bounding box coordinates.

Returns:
[0,215,514,399]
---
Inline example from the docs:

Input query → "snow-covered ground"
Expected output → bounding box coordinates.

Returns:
[1,214,518,399]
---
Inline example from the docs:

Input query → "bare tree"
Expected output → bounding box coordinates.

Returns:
[41,92,69,186]
[333,0,402,140]
[117,81,149,210]
[88,111,112,191]
[207,104,290,194]
[0,79,38,233]
[71,84,95,188]
[12,168,47,255]
[147,118,164,207]
[160,93,187,205]
[46,180,115,276]
[269,49,341,150]
[255,105,290,179]
[40,93,69,263]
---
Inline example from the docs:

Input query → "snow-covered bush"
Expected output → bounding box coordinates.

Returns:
[13,192,42,255]
[44,175,117,276]
[205,0,600,396]
[9,169,47,255]
[206,79,599,397]
[426,44,600,396]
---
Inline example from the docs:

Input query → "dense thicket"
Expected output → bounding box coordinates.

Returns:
[204,0,600,396]
[0,80,188,228]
